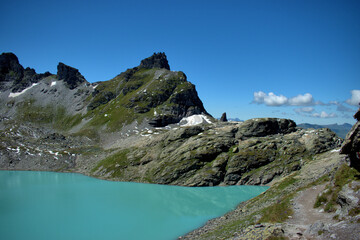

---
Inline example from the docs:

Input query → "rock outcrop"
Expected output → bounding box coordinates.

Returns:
[57,62,87,90]
[90,118,342,186]
[140,52,170,70]
[0,52,51,92]
[220,112,227,122]
[0,52,24,85]
[87,54,209,128]
[341,108,360,170]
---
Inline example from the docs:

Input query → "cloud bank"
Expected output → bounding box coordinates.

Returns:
[312,111,337,118]
[294,107,314,114]
[253,91,314,106]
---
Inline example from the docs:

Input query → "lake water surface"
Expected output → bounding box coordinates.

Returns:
[0,171,268,240]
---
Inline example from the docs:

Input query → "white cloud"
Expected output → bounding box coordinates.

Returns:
[294,107,314,114]
[346,90,360,106]
[264,92,288,106]
[253,91,267,104]
[253,91,314,106]
[288,93,314,106]
[312,111,337,118]
[253,91,288,106]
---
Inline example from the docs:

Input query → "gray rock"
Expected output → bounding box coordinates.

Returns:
[306,221,326,235]
[337,181,360,217]
[236,118,296,139]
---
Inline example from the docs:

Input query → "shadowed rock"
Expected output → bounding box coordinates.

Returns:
[0,52,52,92]
[140,52,170,70]
[220,112,227,122]
[0,53,24,90]
[341,107,360,170]
[236,118,297,139]
[57,62,86,89]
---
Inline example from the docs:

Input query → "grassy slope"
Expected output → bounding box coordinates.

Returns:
[10,68,192,136]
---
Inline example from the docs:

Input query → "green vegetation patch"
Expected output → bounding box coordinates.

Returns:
[15,99,84,131]
[314,164,360,212]
[259,197,293,223]
[91,149,131,178]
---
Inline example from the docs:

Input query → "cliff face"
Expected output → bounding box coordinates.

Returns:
[89,118,342,186]
[0,52,51,92]
[341,108,360,170]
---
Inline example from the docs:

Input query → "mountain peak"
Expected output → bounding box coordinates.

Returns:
[57,62,87,89]
[140,52,170,70]
[0,52,24,78]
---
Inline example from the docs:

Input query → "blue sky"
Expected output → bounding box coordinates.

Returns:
[1,0,359,124]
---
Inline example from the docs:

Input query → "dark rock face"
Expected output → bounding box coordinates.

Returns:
[0,52,52,92]
[341,109,360,170]
[140,52,170,70]
[148,89,208,127]
[220,112,227,122]
[57,62,86,89]
[149,83,208,127]
[0,52,24,90]
[0,52,24,78]
[148,115,181,127]
[236,118,296,139]
[354,107,360,121]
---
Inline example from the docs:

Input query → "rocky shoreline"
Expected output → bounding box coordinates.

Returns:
[1,51,359,239]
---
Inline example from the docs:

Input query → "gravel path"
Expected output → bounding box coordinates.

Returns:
[284,184,336,239]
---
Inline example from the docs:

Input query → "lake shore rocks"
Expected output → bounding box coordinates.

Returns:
[88,118,342,186]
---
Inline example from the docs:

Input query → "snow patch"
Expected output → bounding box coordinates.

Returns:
[331,149,340,153]
[180,114,212,127]
[9,83,39,98]
[51,81,57,87]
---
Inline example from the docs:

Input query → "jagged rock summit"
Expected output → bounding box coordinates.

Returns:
[57,62,87,90]
[0,52,51,92]
[0,51,210,133]
[140,52,170,70]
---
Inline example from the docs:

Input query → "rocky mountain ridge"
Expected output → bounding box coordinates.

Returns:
[0,52,210,131]
[1,52,359,239]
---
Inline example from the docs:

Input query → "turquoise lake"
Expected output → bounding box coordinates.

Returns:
[0,171,268,240]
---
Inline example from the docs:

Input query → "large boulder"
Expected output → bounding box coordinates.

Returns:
[236,118,297,139]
